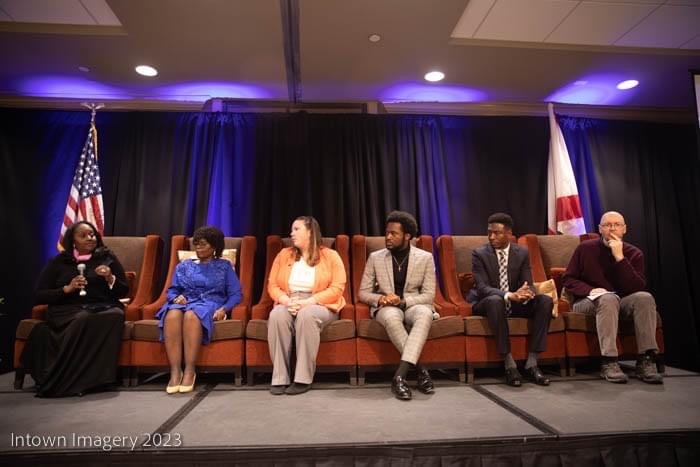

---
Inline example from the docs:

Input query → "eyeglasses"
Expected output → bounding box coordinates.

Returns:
[599,223,625,229]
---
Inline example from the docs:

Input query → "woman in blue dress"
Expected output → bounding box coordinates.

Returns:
[156,226,242,394]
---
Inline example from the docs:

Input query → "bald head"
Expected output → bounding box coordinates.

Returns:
[600,211,625,225]
[599,211,627,243]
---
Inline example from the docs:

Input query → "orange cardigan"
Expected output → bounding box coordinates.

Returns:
[268,246,346,312]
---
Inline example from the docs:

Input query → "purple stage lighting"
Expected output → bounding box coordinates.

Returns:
[380,83,487,103]
[546,74,639,105]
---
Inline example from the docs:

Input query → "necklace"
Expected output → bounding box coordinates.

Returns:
[392,254,408,272]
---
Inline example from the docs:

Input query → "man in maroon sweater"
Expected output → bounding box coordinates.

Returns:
[563,211,662,384]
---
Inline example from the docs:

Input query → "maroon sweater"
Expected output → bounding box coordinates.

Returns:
[563,239,647,299]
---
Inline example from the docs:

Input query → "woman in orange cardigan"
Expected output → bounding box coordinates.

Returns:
[267,216,346,395]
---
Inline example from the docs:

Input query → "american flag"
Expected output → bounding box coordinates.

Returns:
[58,122,104,246]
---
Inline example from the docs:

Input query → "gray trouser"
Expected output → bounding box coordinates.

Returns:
[267,301,338,385]
[375,305,433,364]
[573,291,658,357]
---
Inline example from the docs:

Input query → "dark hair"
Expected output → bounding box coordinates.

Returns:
[61,221,106,255]
[487,212,513,230]
[386,211,418,239]
[193,226,225,257]
[293,216,323,266]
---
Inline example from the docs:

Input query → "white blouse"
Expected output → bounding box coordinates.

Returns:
[288,259,316,292]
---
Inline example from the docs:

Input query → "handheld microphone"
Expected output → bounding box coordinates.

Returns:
[77,263,87,296]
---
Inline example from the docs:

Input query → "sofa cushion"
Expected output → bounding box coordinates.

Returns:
[358,315,463,341]
[246,319,268,340]
[320,319,356,342]
[17,318,132,340]
[133,318,243,341]
[211,319,244,340]
[132,319,160,341]
[357,319,390,340]
[427,316,464,338]
[245,318,355,342]
[564,311,662,334]
[465,315,565,336]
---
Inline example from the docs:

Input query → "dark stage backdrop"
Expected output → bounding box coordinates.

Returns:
[1,109,698,371]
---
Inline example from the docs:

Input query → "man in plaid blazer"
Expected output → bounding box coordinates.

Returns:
[358,211,437,400]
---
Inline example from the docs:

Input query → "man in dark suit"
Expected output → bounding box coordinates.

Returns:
[468,213,553,387]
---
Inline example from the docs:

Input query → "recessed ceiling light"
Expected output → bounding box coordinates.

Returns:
[78,66,90,73]
[573,80,587,86]
[368,34,381,43]
[135,65,158,77]
[424,71,445,82]
[616,79,639,90]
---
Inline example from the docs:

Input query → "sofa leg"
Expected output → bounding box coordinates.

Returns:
[558,358,567,378]
[358,369,366,386]
[349,367,358,386]
[458,365,466,383]
[247,368,255,386]
[234,373,242,386]
[119,367,131,387]
[14,369,25,390]
[467,366,475,385]
[568,363,577,377]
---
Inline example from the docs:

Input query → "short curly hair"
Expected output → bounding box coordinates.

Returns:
[192,226,225,257]
[386,211,418,239]
[487,212,514,230]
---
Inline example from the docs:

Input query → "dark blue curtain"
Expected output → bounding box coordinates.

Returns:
[1,108,698,371]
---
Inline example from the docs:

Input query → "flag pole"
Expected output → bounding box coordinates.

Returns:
[81,102,104,123]
[58,103,107,249]
[80,102,104,159]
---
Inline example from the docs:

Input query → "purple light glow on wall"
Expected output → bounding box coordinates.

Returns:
[16,77,275,101]
[380,83,487,103]
[546,74,639,105]
[153,82,274,101]
[18,76,128,99]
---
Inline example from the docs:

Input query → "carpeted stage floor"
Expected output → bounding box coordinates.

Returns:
[1,363,699,466]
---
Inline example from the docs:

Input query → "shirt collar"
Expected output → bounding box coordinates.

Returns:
[494,243,510,255]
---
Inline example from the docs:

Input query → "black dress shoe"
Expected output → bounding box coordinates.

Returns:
[391,376,412,400]
[270,385,287,395]
[416,369,435,394]
[505,368,522,387]
[285,383,311,395]
[524,366,550,386]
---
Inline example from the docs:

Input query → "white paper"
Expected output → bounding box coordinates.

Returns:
[587,291,617,301]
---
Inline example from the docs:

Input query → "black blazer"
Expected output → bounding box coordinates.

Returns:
[467,243,535,304]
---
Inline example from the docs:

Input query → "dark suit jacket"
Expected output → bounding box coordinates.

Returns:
[467,243,535,305]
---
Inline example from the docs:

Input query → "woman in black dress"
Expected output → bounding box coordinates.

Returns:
[21,221,129,397]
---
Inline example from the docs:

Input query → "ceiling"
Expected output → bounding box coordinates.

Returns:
[1,0,700,113]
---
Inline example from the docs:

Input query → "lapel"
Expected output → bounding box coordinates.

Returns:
[404,245,417,288]
[506,244,517,288]
[486,246,500,287]
[382,250,394,293]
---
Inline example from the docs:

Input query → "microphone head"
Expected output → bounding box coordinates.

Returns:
[77,263,86,273]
